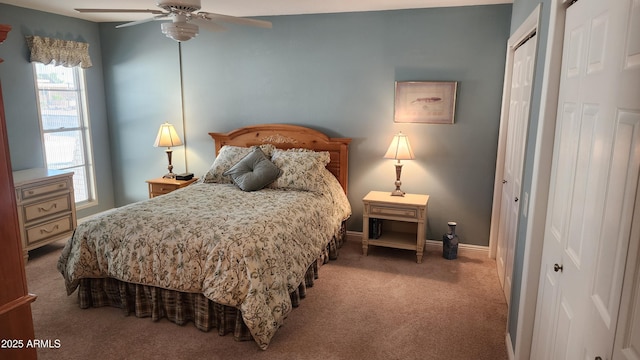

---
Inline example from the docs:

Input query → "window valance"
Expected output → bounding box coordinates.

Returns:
[25,36,92,69]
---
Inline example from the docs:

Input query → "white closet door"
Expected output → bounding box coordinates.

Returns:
[496,33,536,304]
[531,0,639,358]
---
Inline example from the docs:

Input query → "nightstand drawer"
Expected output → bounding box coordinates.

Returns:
[370,205,418,219]
[19,179,69,200]
[146,177,198,198]
[23,195,71,222]
[25,214,74,245]
[150,182,179,195]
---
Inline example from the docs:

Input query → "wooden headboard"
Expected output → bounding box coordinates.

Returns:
[209,124,351,194]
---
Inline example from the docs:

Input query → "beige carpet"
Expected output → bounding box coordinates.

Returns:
[25,238,508,360]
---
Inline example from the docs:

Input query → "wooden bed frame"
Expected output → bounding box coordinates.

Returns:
[209,124,351,194]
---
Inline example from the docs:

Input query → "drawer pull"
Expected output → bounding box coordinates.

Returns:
[40,224,60,234]
[38,203,57,212]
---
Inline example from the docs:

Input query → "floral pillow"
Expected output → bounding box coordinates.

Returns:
[269,149,331,192]
[202,144,276,184]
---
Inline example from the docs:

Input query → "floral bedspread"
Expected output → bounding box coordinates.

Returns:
[57,178,351,349]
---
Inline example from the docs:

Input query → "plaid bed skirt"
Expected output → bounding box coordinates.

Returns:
[75,222,345,343]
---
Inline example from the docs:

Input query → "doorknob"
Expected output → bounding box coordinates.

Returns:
[515,197,519,202]
[554,264,563,272]
[595,357,602,360]
[502,180,507,184]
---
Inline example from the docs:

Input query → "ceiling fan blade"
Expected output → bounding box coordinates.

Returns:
[197,12,272,29]
[75,8,165,14]
[115,14,170,29]
[191,18,227,32]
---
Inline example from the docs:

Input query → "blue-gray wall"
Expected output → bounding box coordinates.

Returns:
[103,5,512,245]
[0,3,512,246]
[98,20,183,207]
[0,4,115,218]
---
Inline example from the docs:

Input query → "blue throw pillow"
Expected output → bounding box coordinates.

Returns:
[223,147,282,191]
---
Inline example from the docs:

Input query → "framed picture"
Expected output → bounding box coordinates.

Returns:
[394,81,458,124]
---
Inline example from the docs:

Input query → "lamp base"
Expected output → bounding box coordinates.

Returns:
[390,188,406,197]
[163,149,175,179]
[390,163,406,196]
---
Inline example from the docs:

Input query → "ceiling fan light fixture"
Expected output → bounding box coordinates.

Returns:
[161,22,199,42]
[157,0,201,13]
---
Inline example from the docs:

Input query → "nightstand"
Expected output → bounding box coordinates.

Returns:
[362,190,429,263]
[146,177,198,198]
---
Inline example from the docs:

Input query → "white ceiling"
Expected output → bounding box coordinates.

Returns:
[1,0,512,22]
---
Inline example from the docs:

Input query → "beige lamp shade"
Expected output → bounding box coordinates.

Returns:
[154,122,182,179]
[384,132,415,161]
[154,123,183,148]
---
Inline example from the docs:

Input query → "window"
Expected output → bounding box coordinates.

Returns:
[33,63,96,206]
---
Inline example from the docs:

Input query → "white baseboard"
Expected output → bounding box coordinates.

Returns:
[346,231,490,257]
[506,332,515,360]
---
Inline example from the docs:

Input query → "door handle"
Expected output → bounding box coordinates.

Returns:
[502,180,507,184]
[554,264,563,272]
[515,197,519,202]
[595,357,602,360]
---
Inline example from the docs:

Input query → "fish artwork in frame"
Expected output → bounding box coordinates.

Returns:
[393,81,458,124]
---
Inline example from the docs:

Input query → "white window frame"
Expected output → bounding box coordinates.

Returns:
[33,63,97,209]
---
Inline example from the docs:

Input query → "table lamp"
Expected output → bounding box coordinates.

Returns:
[154,122,183,179]
[384,132,415,196]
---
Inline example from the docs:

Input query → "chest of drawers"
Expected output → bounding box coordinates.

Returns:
[13,168,77,260]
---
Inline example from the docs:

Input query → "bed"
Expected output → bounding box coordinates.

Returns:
[57,124,352,350]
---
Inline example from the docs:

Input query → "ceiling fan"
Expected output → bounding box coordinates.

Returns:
[75,0,272,42]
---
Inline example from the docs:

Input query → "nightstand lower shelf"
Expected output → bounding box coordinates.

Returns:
[367,231,417,251]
